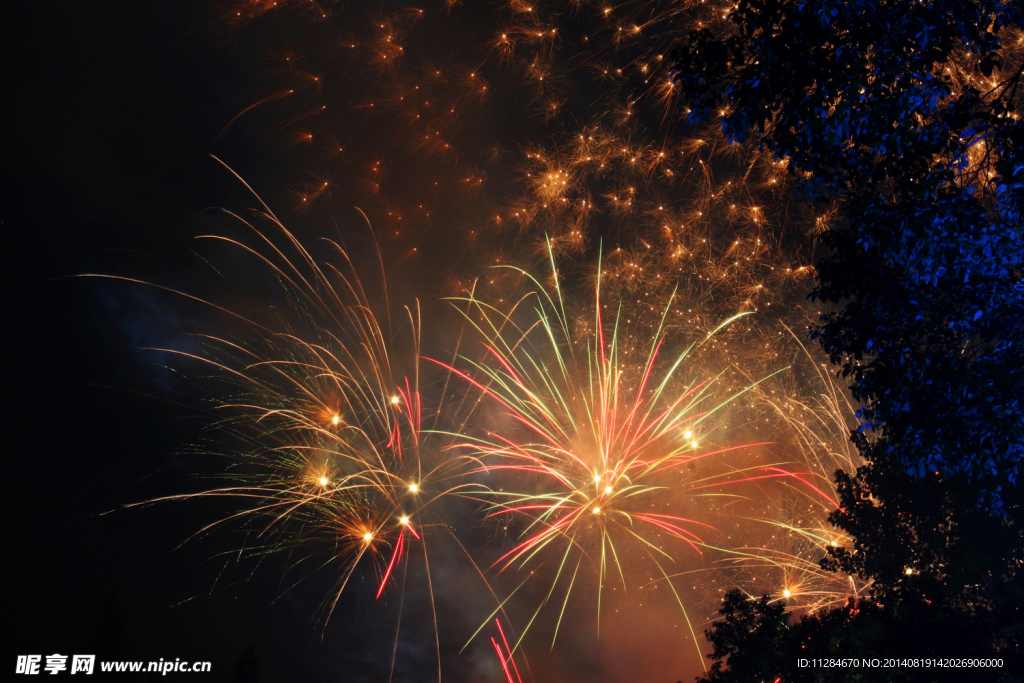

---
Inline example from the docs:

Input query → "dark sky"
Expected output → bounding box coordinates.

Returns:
[5,2,380,680]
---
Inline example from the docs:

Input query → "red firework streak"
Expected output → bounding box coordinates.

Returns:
[491,619,522,683]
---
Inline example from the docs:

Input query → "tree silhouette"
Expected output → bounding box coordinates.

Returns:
[673,1,1024,678]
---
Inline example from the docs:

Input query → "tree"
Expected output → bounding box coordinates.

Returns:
[674,0,1024,484]
[699,587,1018,682]
[701,590,790,682]
[673,0,1024,677]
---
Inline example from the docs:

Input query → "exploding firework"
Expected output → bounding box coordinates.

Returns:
[208,0,834,461]
[96,179,492,668]
[95,189,869,678]
[211,0,830,283]
[700,321,871,617]
[433,245,854,668]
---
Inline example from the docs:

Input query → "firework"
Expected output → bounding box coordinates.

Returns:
[209,2,836,457]
[91,190,873,679]
[212,0,829,281]
[96,181,490,667]
[712,323,871,615]
[434,244,849,668]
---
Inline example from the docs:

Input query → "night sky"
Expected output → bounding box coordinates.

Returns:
[7,2,855,681]
[7,3,364,680]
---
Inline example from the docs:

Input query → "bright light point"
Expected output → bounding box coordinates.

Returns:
[783,589,791,598]
[363,533,373,541]
[691,441,699,448]
[592,507,601,514]
[390,396,400,404]
[318,477,329,486]
[400,516,409,525]
[409,484,418,493]
[332,415,340,425]
[905,568,914,575]
[604,486,613,494]
[684,430,693,439]
[594,474,601,483]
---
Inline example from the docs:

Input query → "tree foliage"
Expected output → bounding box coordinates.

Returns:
[673,0,1024,678]
[701,586,1020,682]
[676,0,1024,483]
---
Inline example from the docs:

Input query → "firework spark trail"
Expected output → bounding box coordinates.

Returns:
[430,244,845,667]
[90,197,878,678]
[703,322,872,615]
[209,7,841,515]
[214,0,1024,391]
[89,196,874,676]
[212,0,1024,387]
[214,0,828,296]
[89,179,506,678]
[211,0,852,467]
